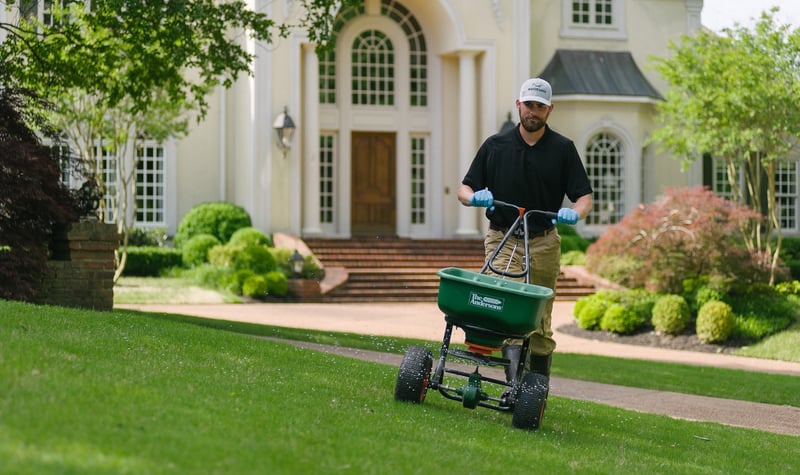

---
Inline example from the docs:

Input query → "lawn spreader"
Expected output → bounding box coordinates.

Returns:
[394,200,559,430]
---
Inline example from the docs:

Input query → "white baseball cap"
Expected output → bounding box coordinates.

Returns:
[519,78,552,106]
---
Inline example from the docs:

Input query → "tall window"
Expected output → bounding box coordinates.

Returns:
[136,142,165,225]
[319,134,336,224]
[51,140,168,226]
[351,30,395,106]
[776,161,797,231]
[711,159,736,201]
[51,143,74,185]
[585,132,624,225]
[20,0,86,25]
[318,3,363,105]
[714,157,799,232]
[97,147,117,223]
[410,135,427,224]
[383,0,428,107]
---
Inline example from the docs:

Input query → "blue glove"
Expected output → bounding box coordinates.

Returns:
[470,189,494,210]
[554,208,579,225]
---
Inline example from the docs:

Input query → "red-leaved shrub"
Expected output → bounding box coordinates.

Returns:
[585,186,781,293]
[0,85,79,301]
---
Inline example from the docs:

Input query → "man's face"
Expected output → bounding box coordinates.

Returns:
[517,100,552,133]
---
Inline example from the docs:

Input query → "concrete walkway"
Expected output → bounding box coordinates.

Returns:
[117,301,800,435]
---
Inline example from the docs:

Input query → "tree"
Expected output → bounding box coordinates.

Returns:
[0,0,356,281]
[0,79,79,300]
[649,7,800,284]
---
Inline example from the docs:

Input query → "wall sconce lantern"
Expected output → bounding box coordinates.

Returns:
[273,106,296,157]
[289,249,305,277]
[499,111,515,134]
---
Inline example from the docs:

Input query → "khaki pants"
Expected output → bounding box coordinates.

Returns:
[483,228,561,356]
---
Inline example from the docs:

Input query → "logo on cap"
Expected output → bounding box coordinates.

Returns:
[519,78,552,106]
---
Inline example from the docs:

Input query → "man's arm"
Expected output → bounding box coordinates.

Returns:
[457,184,476,207]
[571,193,593,220]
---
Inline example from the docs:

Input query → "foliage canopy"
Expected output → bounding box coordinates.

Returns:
[650,7,800,283]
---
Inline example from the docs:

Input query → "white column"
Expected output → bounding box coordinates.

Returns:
[456,50,481,237]
[302,43,323,236]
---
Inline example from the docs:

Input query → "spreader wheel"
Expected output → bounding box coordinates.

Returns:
[511,372,549,430]
[394,346,433,403]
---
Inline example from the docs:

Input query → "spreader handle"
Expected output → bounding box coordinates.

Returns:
[491,200,558,221]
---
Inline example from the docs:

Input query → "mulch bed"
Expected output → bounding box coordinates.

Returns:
[556,322,748,355]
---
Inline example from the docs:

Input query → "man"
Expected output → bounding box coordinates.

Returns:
[457,77,593,385]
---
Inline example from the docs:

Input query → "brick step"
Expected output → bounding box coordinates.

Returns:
[304,237,597,303]
[317,261,484,269]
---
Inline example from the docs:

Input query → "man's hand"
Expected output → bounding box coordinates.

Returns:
[469,189,494,210]
[555,208,579,225]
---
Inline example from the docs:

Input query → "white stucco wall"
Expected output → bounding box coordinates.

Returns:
[169,0,700,238]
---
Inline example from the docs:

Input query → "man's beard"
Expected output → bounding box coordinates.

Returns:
[519,111,545,133]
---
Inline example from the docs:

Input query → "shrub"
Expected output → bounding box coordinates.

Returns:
[694,286,726,313]
[600,303,645,334]
[207,242,275,274]
[127,227,168,247]
[574,293,611,330]
[651,294,691,335]
[0,87,79,301]
[242,275,268,298]
[696,301,735,343]
[229,227,272,247]
[778,237,800,279]
[573,294,588,319]
[775,280,800,296]
[123,246,183,276]
[560,250,586,265]
[726,286,797,340]
[585,186,766,294]
[612,289,660,325]
[270,247,324,279]
[173,202,251,248]
[208,243,240,268]
[181,234,221,268]
[557,223,590,253]
[225,269,255,295]
[233,244,275,274]
[265,271,289,297]
[183,263,234,289]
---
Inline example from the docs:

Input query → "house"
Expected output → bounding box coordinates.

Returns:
[7,0,734,239]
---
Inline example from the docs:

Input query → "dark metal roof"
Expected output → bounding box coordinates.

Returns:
[538,49,663,100]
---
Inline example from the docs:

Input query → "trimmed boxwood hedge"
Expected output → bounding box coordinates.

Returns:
[123,246,182,276]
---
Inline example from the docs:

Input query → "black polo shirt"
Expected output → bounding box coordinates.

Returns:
[462,124,593,232]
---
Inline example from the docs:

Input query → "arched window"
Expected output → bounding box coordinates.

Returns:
[585,132,624,225]
[351,30,395,106]
[319,0,428,107]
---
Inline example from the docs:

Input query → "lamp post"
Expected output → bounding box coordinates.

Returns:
[289,249,304,277]
[273,107,296,158]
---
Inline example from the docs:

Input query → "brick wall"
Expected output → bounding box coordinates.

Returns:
[37,220,118,311]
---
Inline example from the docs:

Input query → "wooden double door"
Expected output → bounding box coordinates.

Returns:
[351,132,396,236]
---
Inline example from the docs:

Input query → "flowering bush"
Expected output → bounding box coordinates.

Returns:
[585,186,780,294]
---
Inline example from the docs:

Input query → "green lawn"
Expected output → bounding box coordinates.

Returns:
[1,299,798,474]
[114,277,242,304]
